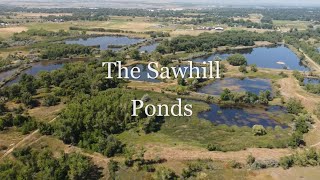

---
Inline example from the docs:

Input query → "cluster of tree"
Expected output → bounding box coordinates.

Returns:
[0,113,37,135]
[147,31,170,38]
[220,88,272,105]
[284,28,320,65]
[292,68,320,95]
[284,98,312,148]
[0,74,39,107]
[13,29,70,41]
[69,26,136,34]
[156,30,281,53]
[54,89,146,157]
[279,148,320,169]
[180,16,273,29]
[304,83,320,94]
[0,147,101,179]
[41,44,92,59]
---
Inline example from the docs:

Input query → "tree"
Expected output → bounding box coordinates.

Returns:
[250,64,258,72]
[286,98,304,115]
[227,54,247,66]
[288,132,303,148]
[238,65,247,73]
[43,94,60,107]
[220,88,232,101]
[130,49,141,60]
[252,125,266,136]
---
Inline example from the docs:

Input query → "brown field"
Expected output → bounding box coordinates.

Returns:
[28,103,65,122]
[0,26,28,39]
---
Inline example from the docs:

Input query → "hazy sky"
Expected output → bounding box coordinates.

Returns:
[1,0,320,8]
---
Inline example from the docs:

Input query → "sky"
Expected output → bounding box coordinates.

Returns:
[1,0,320,8]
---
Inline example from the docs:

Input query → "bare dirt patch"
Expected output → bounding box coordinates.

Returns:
[144,144,291,164]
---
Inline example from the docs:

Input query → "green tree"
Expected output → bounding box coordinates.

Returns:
[227,54,247,66]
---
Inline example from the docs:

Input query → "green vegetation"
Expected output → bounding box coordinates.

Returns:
[227,54,247,66]
[279,148,320,169]
[0,147,100,179]
[252,125,267,136]
[156,31,281,53]
[220,88,272,105]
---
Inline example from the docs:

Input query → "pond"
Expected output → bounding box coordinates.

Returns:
[197,77,272,96]
[5,61,64,86]
[139,43,159,53]
[65,36,144,50]
[198,104,288,128]
[192,45,309,71]
[122,64,161,83]
[304,77,320,85]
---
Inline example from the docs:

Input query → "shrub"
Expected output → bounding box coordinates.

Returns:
[288,132,304,148]
[239,65,247,73]
[250,64,258,72]
[252,125,267,136]
[286,98,304,115]
[108,160,119,179]
[228,160,243,169]
[227,54,247,66]
[293,70,304,82]
[154,167,178,180]
[43,94,60,107]
[279,156,294,169]
[181,163,203,178]
[246,154,255,165]
[39,123,54,135]
[207,144,221,151]
[279,71,288,78]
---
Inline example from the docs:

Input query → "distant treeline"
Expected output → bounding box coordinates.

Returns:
[156,30,281,53]
[2,6,320,21]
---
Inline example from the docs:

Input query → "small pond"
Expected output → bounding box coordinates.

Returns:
[198,104,288,128]
[65,36,144,50]
[304,77,320,85]
[139,43,159,53]
[197,77,272,95]
[192,45,309,71]
[5,61,64,86]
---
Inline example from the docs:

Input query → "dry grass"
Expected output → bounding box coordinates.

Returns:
[0,128,26,156]
[0,26,28,39]
[28,103,65,122]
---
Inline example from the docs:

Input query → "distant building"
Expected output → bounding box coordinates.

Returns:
[215,27,224,31]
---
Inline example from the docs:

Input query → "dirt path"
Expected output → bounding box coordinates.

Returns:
[278,77,320,147]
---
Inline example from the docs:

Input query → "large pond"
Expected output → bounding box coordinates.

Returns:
[65,36,144,50]
[198,78,272,95]
[199,104,288,128]
[304,77,320,85]
[192,45,309,71]
[139,43,159,53]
